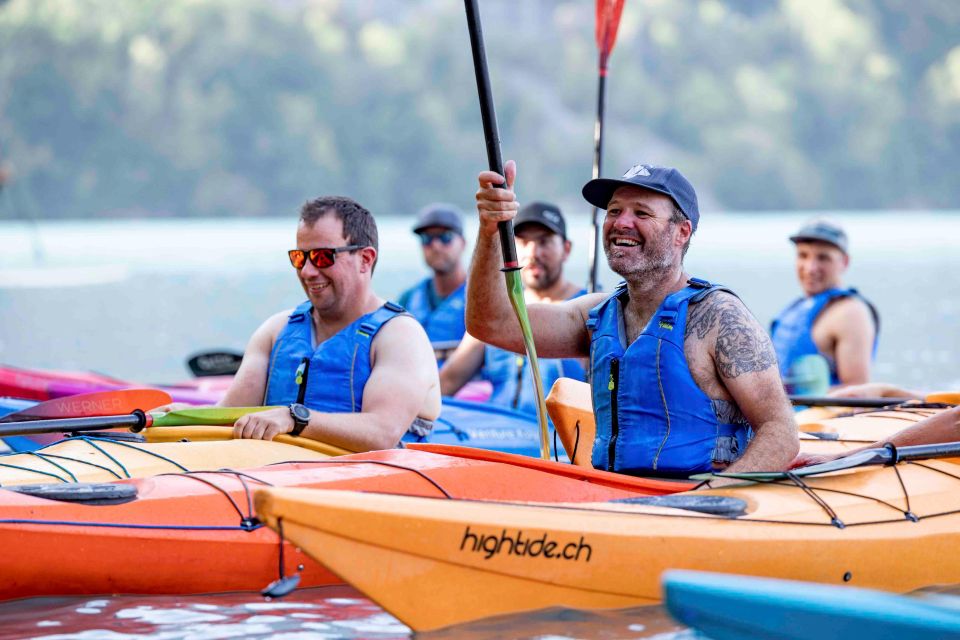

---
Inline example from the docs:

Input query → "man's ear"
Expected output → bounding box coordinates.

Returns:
[359,246,378,273]
[562,239,573,260]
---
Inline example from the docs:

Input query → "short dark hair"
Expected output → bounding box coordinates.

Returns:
[299,196,379,272]
[670,204,693,259]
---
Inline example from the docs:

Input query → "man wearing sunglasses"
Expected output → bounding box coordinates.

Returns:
[398,204,468,364]
[466,161,799,482]
[439,202,587,415]
[161,196,441,452]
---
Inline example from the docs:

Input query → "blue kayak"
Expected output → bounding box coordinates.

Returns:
[663,570,960,640]
[409,396,558,459]
[0,397,44,452]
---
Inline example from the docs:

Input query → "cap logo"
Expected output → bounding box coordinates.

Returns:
[623,164,651,179]
[543,211,560,223]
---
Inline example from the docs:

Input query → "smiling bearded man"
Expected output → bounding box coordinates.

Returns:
[464,162,799,479]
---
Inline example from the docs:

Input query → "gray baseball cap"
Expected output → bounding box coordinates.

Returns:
[412,203,464,236]
[789,218,848,254]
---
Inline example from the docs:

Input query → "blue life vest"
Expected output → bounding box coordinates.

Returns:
[264,300,406,412]
[770,288,880,387]
[399,277,467,348]
[481,289,588,417]
[586,279,753,477]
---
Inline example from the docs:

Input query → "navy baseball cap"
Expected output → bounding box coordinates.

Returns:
[790,218,848,254]
[582,164,701,231]
[412,203,464,236]
[514,201,567,239]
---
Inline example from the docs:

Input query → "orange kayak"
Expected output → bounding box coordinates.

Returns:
[0,444,687,600]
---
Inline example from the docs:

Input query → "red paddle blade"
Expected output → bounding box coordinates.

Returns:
[0,388,173,423]
[595,0,626,70]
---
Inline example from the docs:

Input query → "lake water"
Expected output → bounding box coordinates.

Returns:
[2,211,958,389]
[1,211,959,637]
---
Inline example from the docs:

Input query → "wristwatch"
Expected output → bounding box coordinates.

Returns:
[288,403,311,437]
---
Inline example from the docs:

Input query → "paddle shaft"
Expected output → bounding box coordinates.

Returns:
[464,0,549,460]
[587,58,607,294]
[790,396,913,408]
[0,411,149,436]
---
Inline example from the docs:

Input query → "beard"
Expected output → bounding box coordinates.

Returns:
[604,232,676,281]
[522,259,562,292]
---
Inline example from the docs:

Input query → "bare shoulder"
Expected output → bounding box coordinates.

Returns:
[569,292,609,321]
[820,295,875,327]
[373,314,432,353]
[247,308,296,351]
[686,291,777,379]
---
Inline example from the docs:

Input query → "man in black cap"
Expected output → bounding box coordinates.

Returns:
[466,161,798,479]
[770,218,879,390]
[398,204,469,363]
[440,201,587,414]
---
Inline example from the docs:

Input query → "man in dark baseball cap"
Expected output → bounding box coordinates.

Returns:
[771,217,879,391]
[464,159,798,479]
[440,201,587,416]
[398,203,468,363]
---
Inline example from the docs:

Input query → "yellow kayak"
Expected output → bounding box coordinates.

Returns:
[256,454,960,631]
[0,426,345,486]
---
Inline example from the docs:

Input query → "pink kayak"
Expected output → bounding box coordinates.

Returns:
[0,364,224,405]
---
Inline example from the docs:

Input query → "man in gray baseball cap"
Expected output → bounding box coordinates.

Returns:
[771,217,879,391]
[398,203,469,364]
[463,159,799,481]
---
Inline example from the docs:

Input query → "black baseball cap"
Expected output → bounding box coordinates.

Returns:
[582,164,701,231]
[412,203,464,236]
[514,201,567,239]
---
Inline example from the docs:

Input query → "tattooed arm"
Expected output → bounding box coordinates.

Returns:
[687,292,799,473]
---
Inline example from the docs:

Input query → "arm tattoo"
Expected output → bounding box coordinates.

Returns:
[686,293,778,379]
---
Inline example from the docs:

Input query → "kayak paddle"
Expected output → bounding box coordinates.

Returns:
[0,388,173,423]
[464,0,550,460]
[716,441,960,480]
[186,350,243,377]
[789,395,914,408]
[0,406,280,437]
[587,0,626,293]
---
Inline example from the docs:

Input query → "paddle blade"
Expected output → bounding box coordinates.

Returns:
[505,270,550,460]
[0,389,173,423]
[596,0,626,67]
[186,350,243,377]
[152,406,283,427]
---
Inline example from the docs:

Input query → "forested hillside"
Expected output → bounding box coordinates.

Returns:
[0,0,957,219]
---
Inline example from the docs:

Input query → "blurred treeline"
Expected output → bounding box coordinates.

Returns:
[0,0,957,220]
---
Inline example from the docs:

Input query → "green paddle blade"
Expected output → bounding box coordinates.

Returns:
[151,406,283,427]
[504,269,550,460]
[783,354,830,397]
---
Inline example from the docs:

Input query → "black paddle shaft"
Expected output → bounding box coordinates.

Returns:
[464,0,519,271]
[0,411,148,437]
[789,395,914,408]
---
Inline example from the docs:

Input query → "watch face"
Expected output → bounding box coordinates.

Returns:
[291,404,310,421]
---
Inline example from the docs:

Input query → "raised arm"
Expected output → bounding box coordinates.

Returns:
[688,293,799,473]
[467,160,597,359]
[233,315,440,452]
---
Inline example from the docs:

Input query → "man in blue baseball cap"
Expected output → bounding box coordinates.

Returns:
[464,160,798,481]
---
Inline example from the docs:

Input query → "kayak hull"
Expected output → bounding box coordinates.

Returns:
[254,459,960,631]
